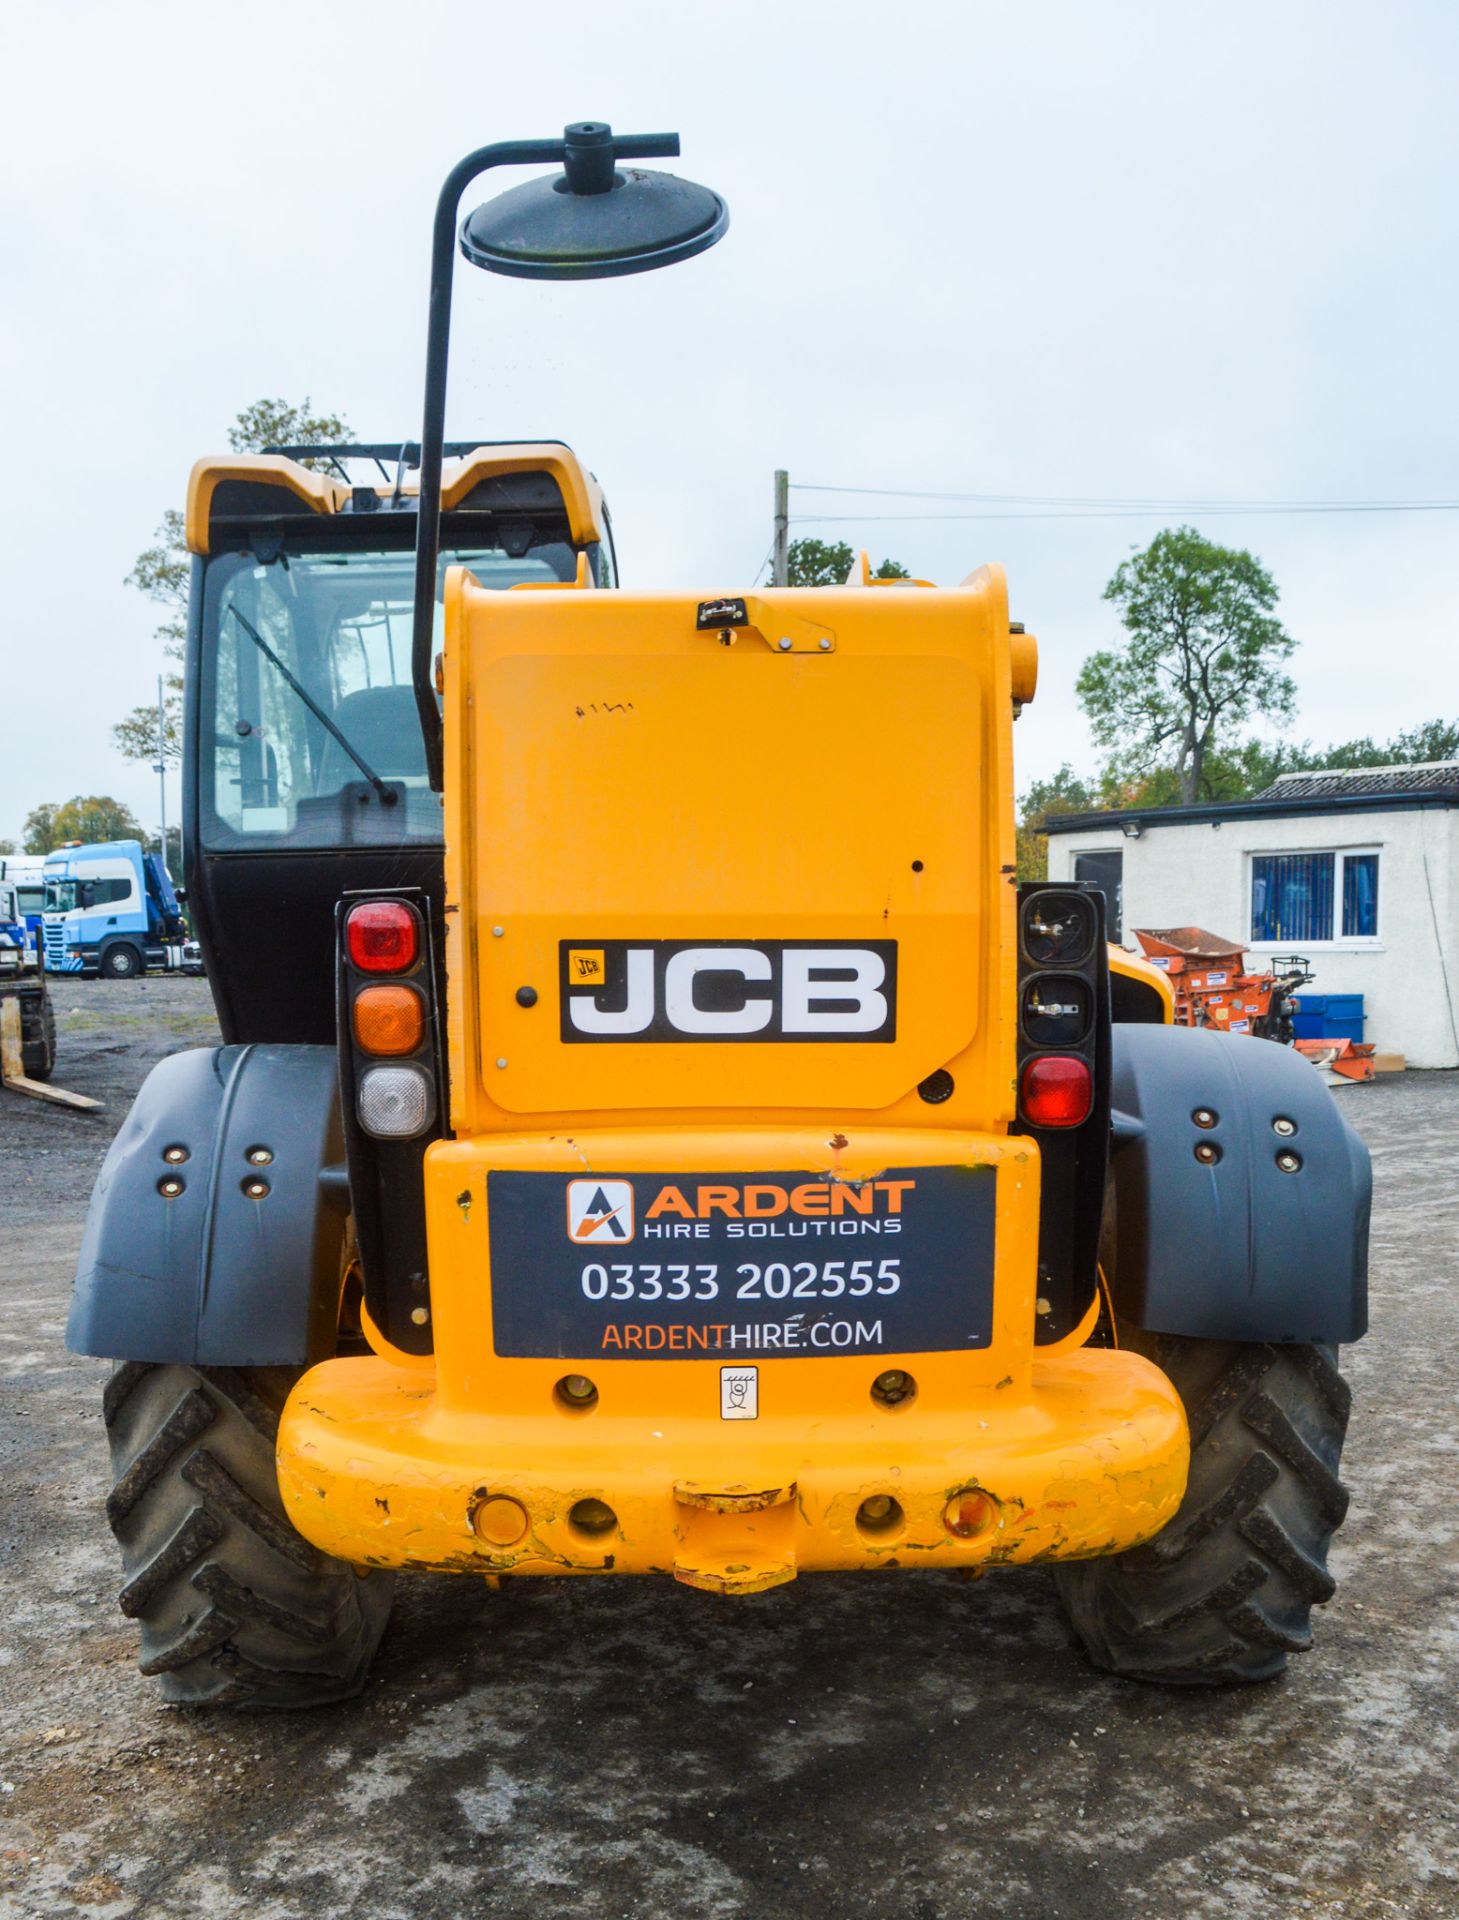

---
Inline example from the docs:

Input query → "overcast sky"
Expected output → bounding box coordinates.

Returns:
[3,1,1456,848]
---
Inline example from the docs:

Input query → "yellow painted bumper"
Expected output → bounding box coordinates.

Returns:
[277,1348,1188,1592]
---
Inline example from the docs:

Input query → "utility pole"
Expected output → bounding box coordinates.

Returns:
[154,675,168,868]
[772,468,789,586]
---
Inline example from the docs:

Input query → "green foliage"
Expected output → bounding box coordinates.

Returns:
[114,397,352,766]
[1015,765,1123,881]
[784,539,909,586]
[228,397,352,467]
[1389,717,1459,763]
[24,796,144,854]
[22,803,58,853]
[0,839,14,856]
[1078,527,1297,805]
[1021,714,1459,877]
[1019,764,1106,828]
[124,507,190,660]
[113,695,184,768]
[1267,718,1459,776]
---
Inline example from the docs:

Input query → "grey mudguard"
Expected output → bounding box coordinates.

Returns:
[1109,1024,1370,1344]
[68,1045,349,1365]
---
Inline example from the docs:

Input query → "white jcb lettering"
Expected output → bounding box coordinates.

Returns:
[664,947,773,1035]
[780,948,888,1034]
[568,947,654,1035]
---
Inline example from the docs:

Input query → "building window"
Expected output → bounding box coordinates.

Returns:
[1342,852,1379,938]
[1250,849,1380,944]
[1073,849,1123,941]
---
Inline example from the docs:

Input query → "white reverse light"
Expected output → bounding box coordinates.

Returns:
[357,1064,435,1139]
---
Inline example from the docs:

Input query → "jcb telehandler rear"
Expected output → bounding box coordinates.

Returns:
[70,124,1369,1707]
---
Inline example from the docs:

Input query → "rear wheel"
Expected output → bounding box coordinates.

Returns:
[100,943,144,979]
[1054,1333,1351,1685]
[103,1362,394,1707]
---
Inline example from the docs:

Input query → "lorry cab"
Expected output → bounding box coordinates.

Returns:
[0,856,45,967]
[0,881,27,975]
[41,840,188,978]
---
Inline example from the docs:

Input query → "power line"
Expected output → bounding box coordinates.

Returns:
[791,501,1459,525]
[790,481,1459,511]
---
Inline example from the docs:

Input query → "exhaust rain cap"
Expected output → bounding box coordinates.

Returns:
[459,121,729,281]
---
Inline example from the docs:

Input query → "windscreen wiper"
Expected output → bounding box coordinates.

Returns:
[225,604,399,807]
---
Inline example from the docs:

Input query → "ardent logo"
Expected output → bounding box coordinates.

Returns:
[566,1179,635,1244]
[559,939,897,1044]
[643,1178,916,1221]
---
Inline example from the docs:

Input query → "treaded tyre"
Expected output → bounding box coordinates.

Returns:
[1054,1333,1352,1685]
[103,1362,394,1707]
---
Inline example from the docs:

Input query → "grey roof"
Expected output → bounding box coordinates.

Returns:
[1249,761,1459,802]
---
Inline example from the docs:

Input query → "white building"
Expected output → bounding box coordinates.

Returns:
[1045,763,1459,1068]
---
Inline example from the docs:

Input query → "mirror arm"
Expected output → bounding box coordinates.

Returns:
[410,138,567,793]
[410,130,684,792]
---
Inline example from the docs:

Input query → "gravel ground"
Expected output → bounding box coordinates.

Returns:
[1,976,1455,1919]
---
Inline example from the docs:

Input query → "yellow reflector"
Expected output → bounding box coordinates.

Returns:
[472,1496,528,1547]
[353,984,425,1056]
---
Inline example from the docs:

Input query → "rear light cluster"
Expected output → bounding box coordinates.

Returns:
[1016,888,1100,1130]
[343,898,438,1139]
[1017,883,1111,1347]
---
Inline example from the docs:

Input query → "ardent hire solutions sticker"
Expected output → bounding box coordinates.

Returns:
[486,1165,996,1360]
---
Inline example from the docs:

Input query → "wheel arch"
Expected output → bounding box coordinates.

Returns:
[68,1044,349,1365]
[1109,1024,1370,1344]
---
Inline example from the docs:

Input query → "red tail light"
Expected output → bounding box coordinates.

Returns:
[1020,1054,1092,1128]
[345,900,419,974]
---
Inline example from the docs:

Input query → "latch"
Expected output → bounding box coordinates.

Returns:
[695,595,836,654]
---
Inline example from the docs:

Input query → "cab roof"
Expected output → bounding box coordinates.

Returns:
[185,441,606,555]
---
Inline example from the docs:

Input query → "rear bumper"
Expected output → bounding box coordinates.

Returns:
[277,1347,1188,1591]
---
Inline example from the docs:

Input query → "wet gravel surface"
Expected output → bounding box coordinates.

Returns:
[1,976,1455,1918]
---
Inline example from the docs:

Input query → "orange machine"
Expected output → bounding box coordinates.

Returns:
[1134,927,1302,1039]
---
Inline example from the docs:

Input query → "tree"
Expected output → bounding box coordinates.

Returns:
[228,398,351,463]
[1280,717,1459,775]
[24,796,144,853]
[1077,527,1297,806]
[1016,766,1101,882]
[0,839,14,856]
[22,803,58,853]
[783,538,910,586]
[1390,717,1459,763]
[113,397,352,770]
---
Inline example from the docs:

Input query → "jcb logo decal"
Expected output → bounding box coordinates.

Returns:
[559,940,897,1044]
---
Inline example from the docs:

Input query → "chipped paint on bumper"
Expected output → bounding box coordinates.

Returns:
[277,1348,1189,1590]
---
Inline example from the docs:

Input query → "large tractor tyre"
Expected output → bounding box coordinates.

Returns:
[102,1362,394,1708]
[99,943,145,979]
[1054,1333,1352,1686]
